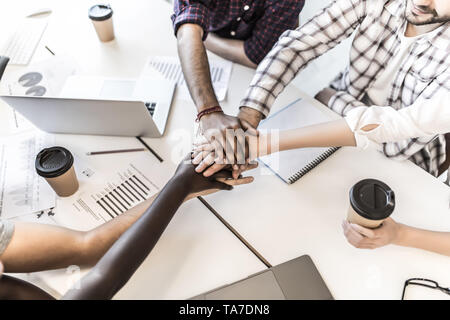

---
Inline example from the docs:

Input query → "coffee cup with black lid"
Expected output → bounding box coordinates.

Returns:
[348,179,395,229]
[88,4,115,42]
[35,147,79,197]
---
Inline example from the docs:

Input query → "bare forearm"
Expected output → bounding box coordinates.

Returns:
[395,225,450,256]
[177,24,219,112]
[204,33,257,69]
[1,195,157,273]
[257,119,357,157]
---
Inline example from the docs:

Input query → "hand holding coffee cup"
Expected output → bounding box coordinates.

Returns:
[89,4,115,42]
[36,147,79,197]
[347,179,395,229]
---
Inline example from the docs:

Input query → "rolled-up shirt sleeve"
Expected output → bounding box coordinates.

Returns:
[344,90,450,149]
[0,219,14,255]
[171,0,212,41]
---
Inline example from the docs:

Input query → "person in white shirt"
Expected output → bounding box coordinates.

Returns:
[192,0,450,254]
[191,89,450,256]
[345,90,450,150]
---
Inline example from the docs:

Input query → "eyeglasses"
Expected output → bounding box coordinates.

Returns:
[402,278,450,300]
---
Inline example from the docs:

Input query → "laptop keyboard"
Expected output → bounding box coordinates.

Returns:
[1,19,48,65]
[145,102,157,116]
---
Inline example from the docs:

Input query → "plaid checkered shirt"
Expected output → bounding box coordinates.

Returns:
[171,0,305,64]
[241,0,450,176]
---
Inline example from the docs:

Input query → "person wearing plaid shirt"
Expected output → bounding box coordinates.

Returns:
[172,0,305,179]
[238,0,450,177]
[172,0,305,66]
[192,0,450,257]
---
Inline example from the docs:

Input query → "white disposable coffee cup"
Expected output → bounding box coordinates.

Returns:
[89,4,115,42]
[347,179,395,229]
[35,147,79,197]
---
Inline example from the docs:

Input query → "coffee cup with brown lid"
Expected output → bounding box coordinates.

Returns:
[348,179,395,229]
[35,147,79,197]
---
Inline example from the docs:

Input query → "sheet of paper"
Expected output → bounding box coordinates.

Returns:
[9,208,58,226]
[35,153,173,296]
[53,154,170,231]
[142,56,232,101]
[2,104,36,135]
[0,132,56,219]
[1,54,79,97]
[0,54,80,134]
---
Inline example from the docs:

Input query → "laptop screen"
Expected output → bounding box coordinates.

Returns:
[100,79,135,99]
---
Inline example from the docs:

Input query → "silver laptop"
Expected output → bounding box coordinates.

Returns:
[192,255,333,300]
[0,75,175,137]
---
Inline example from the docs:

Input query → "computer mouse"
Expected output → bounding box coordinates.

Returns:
[26,8,52,18]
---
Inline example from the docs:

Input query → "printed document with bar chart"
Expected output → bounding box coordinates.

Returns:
[142,56,232,101]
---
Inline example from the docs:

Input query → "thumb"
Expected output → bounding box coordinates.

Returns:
[241,119,259,136]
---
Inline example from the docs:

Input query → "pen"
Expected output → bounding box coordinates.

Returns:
[136,136,164,162]
[45,45,55,56]
[86,148,146,156]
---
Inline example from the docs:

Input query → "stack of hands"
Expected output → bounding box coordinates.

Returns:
[190,109,403,251]
[192,107,263,179]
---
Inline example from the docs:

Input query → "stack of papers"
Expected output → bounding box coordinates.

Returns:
[0,132,56,219]
[142,56,233,101]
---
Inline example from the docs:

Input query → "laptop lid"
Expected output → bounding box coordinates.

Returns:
[191,255,333,300]
[60,75,176,135]
[0,95,160,137]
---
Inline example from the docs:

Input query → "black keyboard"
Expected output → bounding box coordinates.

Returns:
[145,102,157,116]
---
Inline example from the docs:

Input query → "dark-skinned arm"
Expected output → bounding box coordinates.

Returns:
[61,159,253,300]
[62,176,192,299]
[0,162,255,300]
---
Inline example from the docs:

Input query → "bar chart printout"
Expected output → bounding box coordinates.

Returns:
[92,164,158,221]
[55,156,168,231]
[142,56,232,101]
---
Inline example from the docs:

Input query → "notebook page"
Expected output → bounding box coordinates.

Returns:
[258,98,335,184]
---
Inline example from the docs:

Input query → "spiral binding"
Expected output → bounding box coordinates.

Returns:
[288,147,340,184]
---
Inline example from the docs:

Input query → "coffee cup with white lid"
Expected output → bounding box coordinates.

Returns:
[35,147,79,197]
[347,179,395,229]
[89,4,115,42]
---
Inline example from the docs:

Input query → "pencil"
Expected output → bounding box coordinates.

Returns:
[86,148,146,156]
[45,45,55,56]
[136,136,164,162]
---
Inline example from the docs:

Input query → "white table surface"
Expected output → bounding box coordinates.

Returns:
[1,0,449,300]
[203,96,450,299]
[0,0,268,300]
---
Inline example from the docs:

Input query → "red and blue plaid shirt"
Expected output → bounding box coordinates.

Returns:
[171,0,305,64]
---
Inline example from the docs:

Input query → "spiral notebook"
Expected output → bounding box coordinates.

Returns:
[258,98,339,184]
